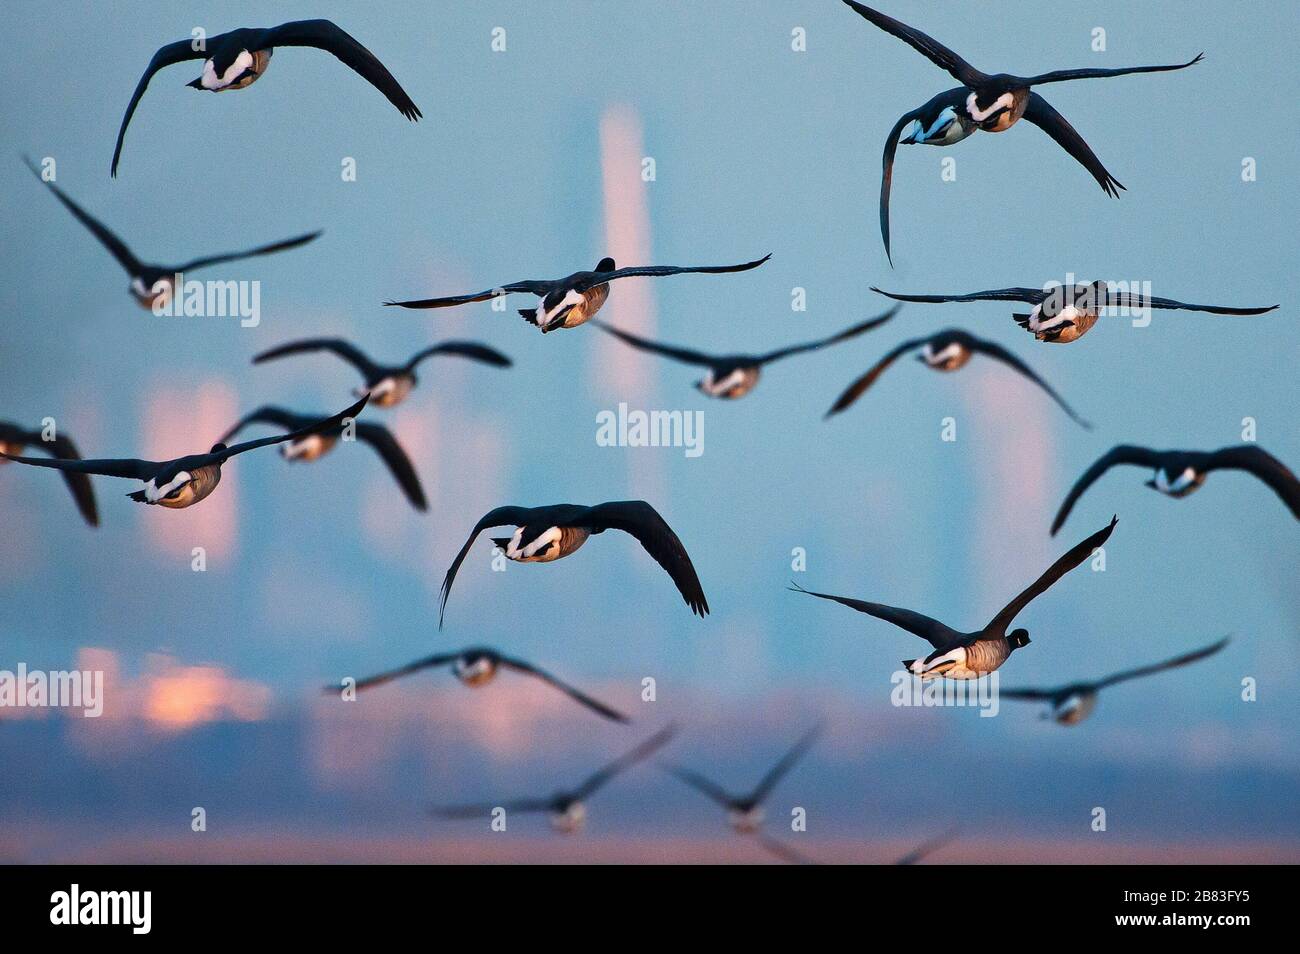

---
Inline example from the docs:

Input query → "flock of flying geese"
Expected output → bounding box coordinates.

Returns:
[3,4,1295,862]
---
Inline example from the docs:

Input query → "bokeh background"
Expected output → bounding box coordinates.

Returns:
[0,1,1296,863]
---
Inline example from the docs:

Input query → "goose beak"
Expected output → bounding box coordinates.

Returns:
[186,77,204,90]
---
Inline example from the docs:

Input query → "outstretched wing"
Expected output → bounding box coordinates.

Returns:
[894,829,958,866]
[355,422,427,511]
[789,582,961,649]
[988,517,1117,633]
[26,157,141,274]
[252,338,383,380]
[1050,446,1162,535]
[749,723,822,805]
[439,506,537,627]
[1204,446,1300,519]
[756,833,820,865]
[429,798,552,819]
[32,432,101,527]
[216,406,306,444]
[384,279,552,310]
[173,230,321,273]
[111,39,207,176]
[217,395,369,462]
[590,321,716,367]
[871,286,1045,305]
[0,453,156,481]
[405,341,513,371]
[964,334,1092,429]
[573,725,676,800]
[1103,292,1279,316]
[499,656,629,723]
[824,336,927,418]
[840,1,986,86]
[584,501,709,617]
[996,687,1062,702]
[1095,637,1230,691]
[577,254,771,291]
[1021,93,1124,198]
[259,20,421,120]
[330,653,460,694]
[661,763,736,808]
[879,106,926,265]
[1013,54,1203,87]
[756,306,900,365]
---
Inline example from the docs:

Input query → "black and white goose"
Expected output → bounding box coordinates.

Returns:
[661,724,822,835]
[385,254,771,334]
[325,647,627,722]
[592,307,899,399]
[0,397,367,511]
[840,1,1202,262]
[1051,445,1300,535]
[110,19,420,175]
[824,327,1090,427]
[1001,637,1229,725]
[792,517,1117,679]
[0,421,99,527]
[429,725,675,834]
[872,283,1278,344]
[218,406,426,511]
[26,157,319,309]
[439,501,709,626]
[251,338,511,408]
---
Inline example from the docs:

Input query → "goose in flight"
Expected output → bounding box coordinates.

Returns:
[791,517,1117,679]
[840,1,1202,262]
[592,307,899,399]
[1051,445,1299,535]
[1,397,368,511]
[385,254,771,333]
[111,20,420,175]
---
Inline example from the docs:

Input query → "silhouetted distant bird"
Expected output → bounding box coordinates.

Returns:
[218,406,426,511]
[251,338,511,408]
[385,254,771,333]
[25,157,318,309]
[662,724,822,833]
[1051,446,1300,535]
[439,502,709,626]
[792,517,1117,678]
[871,283,1277,344]
[840,1,1202,262]
[1,397,367,511]
[0,421,99,527]
[111,19,421,175]
[1001,637,1229,725]
[825,327,1089,427]
[592,307,899,399]
[429,725,676,833]
[326,647,628,722]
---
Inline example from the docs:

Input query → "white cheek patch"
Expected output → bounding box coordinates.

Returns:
[541,289,586,324]
[281,436,322,460]
[923,342,964,366]
[362,377,397,400]
[507,526,562,560]
[1171,467,1198,492]
[201,50,254,90]
[966,91,1014,123]
[1030,304,1082,332]
[455,657,495,681]
[145,470,191,503]
[701,368,748,396]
